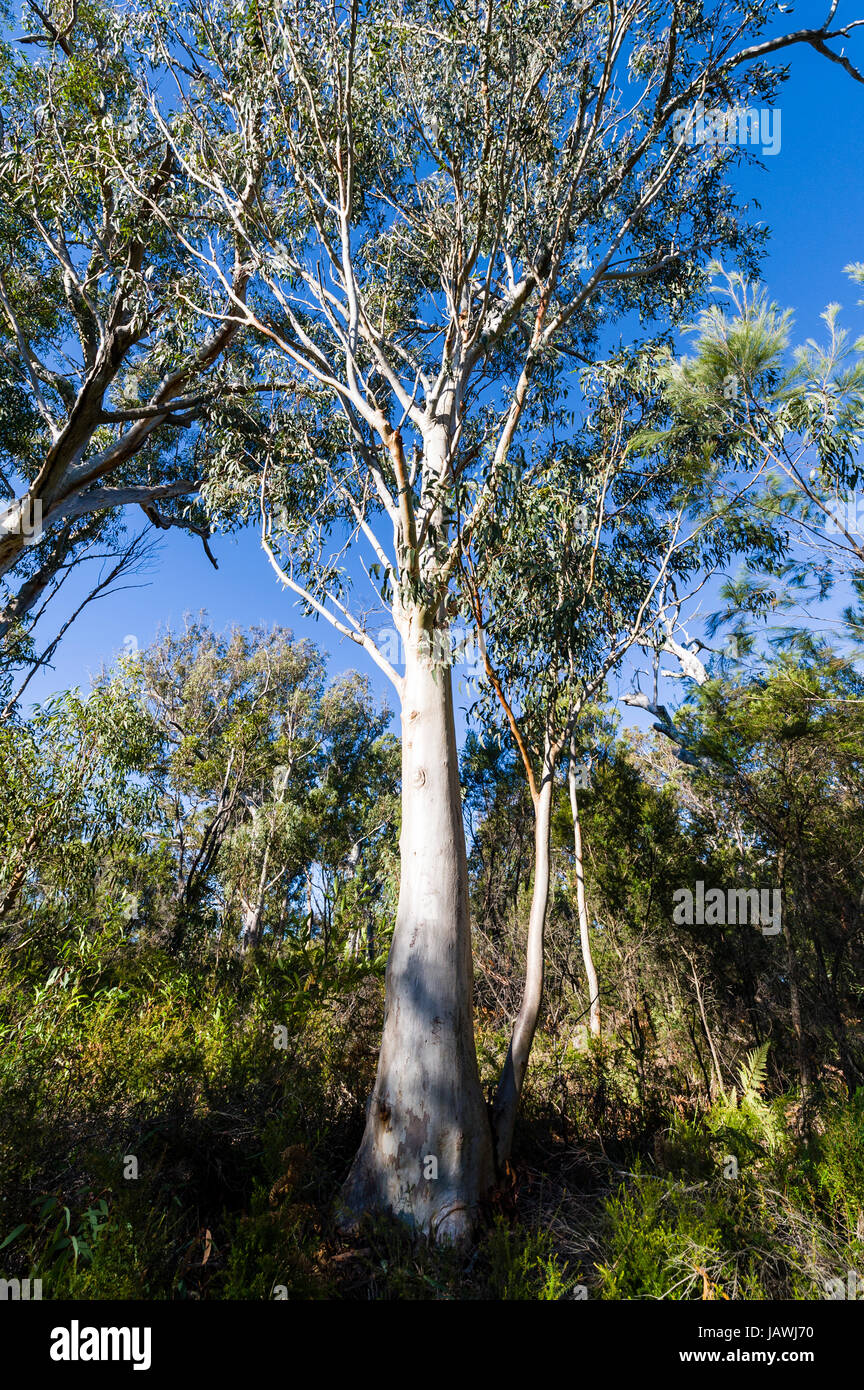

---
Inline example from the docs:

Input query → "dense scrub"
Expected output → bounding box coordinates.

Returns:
[1,639,862,1299]
[1,923,861,1300]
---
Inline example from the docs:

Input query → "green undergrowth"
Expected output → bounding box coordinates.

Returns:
[2,928,862,1300]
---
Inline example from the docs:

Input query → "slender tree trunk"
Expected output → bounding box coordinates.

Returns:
[568,746,600,1038]
[686,950,724,1097]
[813,935,860,1092]
[240,820,272,953]
[491,748,555,1170]
[0,828,38,924]
[784,933,809,1094]
[339,609,494,1240]
[777,846,810,1101]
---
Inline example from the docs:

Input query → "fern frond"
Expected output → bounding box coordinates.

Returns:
[737,1042,770,1104]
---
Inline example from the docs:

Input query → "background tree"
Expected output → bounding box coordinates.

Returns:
[113,618,398,955]
[0,678,154,934]
[642,657,864,1099]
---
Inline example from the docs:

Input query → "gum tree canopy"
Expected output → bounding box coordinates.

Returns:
[139,0,864,1237]
[0,0,255,656]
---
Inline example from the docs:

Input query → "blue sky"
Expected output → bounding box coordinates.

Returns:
[18,26,864,733]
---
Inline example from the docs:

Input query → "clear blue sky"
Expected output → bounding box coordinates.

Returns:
[20,26,864,731]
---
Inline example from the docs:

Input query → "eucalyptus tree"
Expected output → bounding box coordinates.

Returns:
[224,670,398,956]
[140,0,864,1235]
[105,621,320,947]
[0,0,256,656]
[0,679,154,934]
[113,619,396,954]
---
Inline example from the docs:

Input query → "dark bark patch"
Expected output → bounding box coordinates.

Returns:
[400,1110,430,1169]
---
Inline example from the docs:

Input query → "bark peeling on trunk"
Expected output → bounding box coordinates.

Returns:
[338,612,494,1240]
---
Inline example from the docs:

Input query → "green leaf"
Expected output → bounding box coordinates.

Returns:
[0,1223,29,1250]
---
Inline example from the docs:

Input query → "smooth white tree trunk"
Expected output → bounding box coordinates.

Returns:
[339,610,494,1240]
[491,765,554,1169]
[240,897,263,952]
[569,754,601,1037]
[239,818,272,953]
